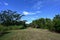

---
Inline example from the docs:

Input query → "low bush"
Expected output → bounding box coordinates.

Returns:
[0,25,8,35]
[8,25,25,30]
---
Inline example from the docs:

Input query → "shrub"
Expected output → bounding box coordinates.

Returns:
[0,25,8,35]
[6,25,25,30]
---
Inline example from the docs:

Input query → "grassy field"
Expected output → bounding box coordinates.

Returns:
[0,28,60,40]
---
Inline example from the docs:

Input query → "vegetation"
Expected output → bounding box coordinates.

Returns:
[0,10,27,35]
[0,10,60,40]
[53,14,60,32]
[0,10,25,26]
[31,14,60,33]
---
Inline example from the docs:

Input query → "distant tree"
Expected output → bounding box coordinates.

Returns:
[38,18,46,28]
[31,18,46,28]
[31,18,53,29]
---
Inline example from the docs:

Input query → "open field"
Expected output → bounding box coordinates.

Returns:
[0,28,60,40]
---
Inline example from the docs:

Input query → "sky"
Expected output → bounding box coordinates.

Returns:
[0,0,60,24]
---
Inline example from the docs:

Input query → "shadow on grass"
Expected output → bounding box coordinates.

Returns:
[0,31,10,37]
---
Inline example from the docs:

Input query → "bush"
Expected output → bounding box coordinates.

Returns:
[53,19,60,33]
[50,14,60,33]
[0,25,8,35]
[6,25,25,30]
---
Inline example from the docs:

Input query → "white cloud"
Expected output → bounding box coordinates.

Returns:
[4,2,8,6]
[23,11,29,15]
[23,11,36,15]
[32,0,43,10]
[23,10,41,15]
[26,22,31,24]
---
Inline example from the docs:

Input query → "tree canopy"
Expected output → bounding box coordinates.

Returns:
[0,10,24,26]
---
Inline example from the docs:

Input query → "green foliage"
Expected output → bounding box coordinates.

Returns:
[31,14,60,33]
[0,10,27,36]
[0,10,24,26]
[0,25,26,36]
[0,25,8,35]
[36,18,45,28]
[31,18,53,29]
[31,18,45,28]
[53,14,60,33]
[6,25,25,30]
[0,9,60,33]
[45,18,53,30]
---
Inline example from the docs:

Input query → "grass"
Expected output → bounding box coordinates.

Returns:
[0,28,60,40]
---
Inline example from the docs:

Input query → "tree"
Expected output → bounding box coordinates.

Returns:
[53,14,60,33]
[31,18,53,29]
[31,18,46,28]
[45,18,53,30]
[0,10,24,26]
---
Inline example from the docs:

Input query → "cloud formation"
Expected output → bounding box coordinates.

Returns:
[23,11,37,15]
[0,1,8,6]
[4,2,8,6]
[23,10,41,15]
[32,0,43,10]
[23,11,29,15]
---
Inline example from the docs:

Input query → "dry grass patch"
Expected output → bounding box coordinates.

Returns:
[0,28,60,40]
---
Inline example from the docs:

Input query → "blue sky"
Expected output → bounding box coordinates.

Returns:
[0,0,60,23]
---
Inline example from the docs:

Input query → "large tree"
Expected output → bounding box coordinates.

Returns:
[0,10,24,26]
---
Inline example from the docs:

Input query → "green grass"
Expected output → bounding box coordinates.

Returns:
[0,28,60,40]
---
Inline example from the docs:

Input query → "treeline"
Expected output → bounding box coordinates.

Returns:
[30,14,60,33]
[0,10,27,35]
